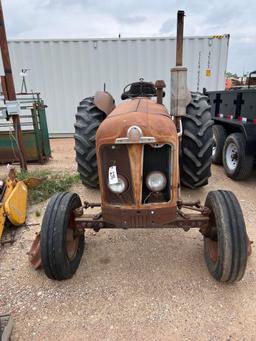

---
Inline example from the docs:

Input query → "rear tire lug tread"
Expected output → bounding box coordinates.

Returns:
[180,92,213,189]
[74,97,104,188]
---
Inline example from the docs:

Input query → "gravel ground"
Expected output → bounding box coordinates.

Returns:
[0,138,256,341]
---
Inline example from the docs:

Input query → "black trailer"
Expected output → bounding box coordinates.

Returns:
[207,75,256,180]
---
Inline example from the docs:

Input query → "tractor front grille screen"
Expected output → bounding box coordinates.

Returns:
[142,144,172,204]
[100,144,135,205]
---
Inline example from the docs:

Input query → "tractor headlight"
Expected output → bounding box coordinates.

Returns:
[108,175,127,194]
[146,171,167,192]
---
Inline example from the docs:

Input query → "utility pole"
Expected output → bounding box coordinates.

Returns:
[0,0,27,171]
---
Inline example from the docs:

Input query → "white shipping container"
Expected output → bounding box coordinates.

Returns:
[8,35,229,135]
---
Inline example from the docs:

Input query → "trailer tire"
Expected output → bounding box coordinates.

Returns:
[212,125,227,164]
[203,190,248,283]
[223,132,253,180]
[41,192,84,280]
[180,92,214,189]
[74,97,104,188]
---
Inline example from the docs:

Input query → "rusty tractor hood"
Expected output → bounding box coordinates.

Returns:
[96,98,177,146]
[96,97,179,224]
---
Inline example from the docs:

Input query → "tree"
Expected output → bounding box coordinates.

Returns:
[225,71,238,78]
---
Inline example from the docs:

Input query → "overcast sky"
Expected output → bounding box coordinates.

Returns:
[2,0,256,75]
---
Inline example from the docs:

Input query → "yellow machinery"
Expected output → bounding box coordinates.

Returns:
[0,166,40,241]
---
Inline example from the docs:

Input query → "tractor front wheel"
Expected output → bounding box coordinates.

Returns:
[203,190,248,283]
[41,192,84,280]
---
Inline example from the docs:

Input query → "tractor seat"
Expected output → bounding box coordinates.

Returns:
[121,80,157,100]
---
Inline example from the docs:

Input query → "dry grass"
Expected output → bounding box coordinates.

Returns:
[18,170,80,205]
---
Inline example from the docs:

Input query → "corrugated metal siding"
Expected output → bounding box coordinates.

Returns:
[8,36,229,135]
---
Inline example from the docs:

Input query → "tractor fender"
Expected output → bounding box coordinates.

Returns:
[94,91,115,116]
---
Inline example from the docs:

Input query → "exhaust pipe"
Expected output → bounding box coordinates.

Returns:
[176,10,185,67]
[171,10,191,118]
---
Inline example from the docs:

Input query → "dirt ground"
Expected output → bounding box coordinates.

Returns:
[0,138,256,341]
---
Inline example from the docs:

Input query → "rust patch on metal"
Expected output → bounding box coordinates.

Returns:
[94,91,115,116]
[102,206,177,228]
[66,228,79,260]
[155,80,166,105]
[96,99,178,148]
[106,97,170,117]
[75,214,105,230]
[170,215,209,230]
[27,233,41,269]
[176,10,185,66]
[74,205,209,230]
[100,144,135,205]
[247,236,253,256]
[207,239,218,263]
[23,177,44,189]
[96,98,180,214]
[128,144,143,206]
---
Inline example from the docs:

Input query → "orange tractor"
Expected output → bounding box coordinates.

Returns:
[29,11,251,283]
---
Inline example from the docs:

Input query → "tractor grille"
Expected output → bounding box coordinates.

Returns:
[142,144,172,203]
[100,143,172,206]
[100,144,135,205]
[128,212,153,228]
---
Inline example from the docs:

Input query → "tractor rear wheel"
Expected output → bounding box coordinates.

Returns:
[203,190,248,283]
[41,192,84,280]
[180,92,214,189]
[74,97,104,188]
